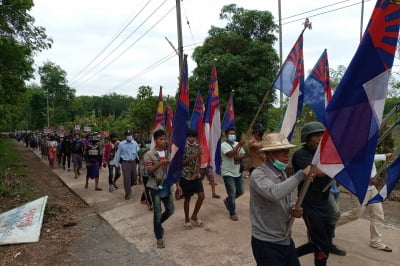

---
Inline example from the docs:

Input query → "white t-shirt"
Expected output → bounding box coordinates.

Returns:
[221,141,245,177]
[369,154,386,190]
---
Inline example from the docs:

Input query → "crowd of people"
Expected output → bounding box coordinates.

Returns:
[13,122,393,264]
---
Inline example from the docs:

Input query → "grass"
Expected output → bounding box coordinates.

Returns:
[0,137,38,211]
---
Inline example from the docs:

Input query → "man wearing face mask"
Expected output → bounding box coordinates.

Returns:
[111,130,139,200]
[250,132,312,266]
[221,128,246,221]
[293,122,346,266]
[102,133,121,192]
[248,123,265,175]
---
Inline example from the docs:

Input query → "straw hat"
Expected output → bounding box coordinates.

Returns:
[260,133,296,152]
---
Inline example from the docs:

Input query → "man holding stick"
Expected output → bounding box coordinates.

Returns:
[250,132,312,266]
[293,122,345,266]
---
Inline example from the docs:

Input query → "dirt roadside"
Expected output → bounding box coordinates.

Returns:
[0,141,156,266]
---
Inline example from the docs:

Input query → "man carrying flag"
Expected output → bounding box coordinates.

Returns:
[310,0,400,253]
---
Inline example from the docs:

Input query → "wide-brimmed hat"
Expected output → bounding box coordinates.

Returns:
[252,123,265,133]
[260,133,296,152]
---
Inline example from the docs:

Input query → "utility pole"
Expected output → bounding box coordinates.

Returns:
[47,87,50,128]
[176,0,184,79]
[278,0,283,109]
[360,0,364,41]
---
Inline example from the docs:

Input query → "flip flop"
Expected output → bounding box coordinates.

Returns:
[378,246,392,252]
[191,218,204,227]
[184,222,193,229]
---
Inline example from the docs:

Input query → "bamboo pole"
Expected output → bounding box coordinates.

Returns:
[285,165,317,236]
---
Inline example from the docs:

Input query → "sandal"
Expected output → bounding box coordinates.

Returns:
[184,222,193,229]
[95,187,102,191]
[191,218,204,227]
[212,194,221,199]
[378,246,392,252]
[230,215,239,221]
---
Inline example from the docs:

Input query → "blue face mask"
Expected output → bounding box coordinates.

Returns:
[273,159,287,171]
[228,134,236,142]
[126,135,133,141]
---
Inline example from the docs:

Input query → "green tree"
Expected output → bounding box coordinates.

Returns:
[131,86,158,135]
[0,0,52,130]
[190,4,279,133]
[38,61,75,127]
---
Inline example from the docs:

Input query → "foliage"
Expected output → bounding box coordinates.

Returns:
[38,61,75,127]
[0,0,52,121]
[189,4,279,134]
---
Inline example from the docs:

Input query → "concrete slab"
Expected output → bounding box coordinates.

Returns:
[33,149,400,266]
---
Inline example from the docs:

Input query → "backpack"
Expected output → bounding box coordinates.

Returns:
[71,140,83,153]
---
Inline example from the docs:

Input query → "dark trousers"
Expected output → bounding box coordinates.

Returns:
[150,188,174,239]
[108,164,121,185]
[121,160,137,197]
[62,153,71,169]
[296,206,333,266]
[251,236,300,266]
[140,176,153,207]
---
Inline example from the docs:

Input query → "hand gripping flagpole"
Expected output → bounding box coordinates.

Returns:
[285,165,317,236]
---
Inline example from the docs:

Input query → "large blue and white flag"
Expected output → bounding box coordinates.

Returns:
[272,33,305,140]
[312,0,400,203]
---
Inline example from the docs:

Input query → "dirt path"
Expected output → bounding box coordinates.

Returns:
[0,141,151,266]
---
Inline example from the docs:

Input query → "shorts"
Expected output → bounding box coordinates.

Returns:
[72,154,83,167]
[200,166,214,182]
[180,178,204,197]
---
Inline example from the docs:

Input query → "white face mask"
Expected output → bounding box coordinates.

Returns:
[228,134,236,142]
[126,135,133,141]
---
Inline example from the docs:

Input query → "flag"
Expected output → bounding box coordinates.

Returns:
[165,102,174,136]
[272,33,305,140]
[312,0,400,203]
[165,55,190,187]
[190,91,209,166]
[303,49,332,124]
[151,86,164,149]
[368,155,400,204]
[221,93,235,132]
[204,64,222,175]
[190,91,205,130]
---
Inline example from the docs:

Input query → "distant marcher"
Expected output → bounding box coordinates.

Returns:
[61,135,72,171]
[71,133,85,179]
[221,128,246,221]
[248,123,265,175]
[102,133,121,192]
[250,132,311,266]
[47,135,58,169]
[143,129,182,248]
[336,153,393,252]
[134,131,144,184]
[180,128,205,228]
[84,136,102,191]
[111,130,139,200]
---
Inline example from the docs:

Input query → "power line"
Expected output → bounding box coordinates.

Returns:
[181,0,196,44]
[101,43,199,95]
[71,0,171,86]
[78,5,176,88]
[69,0,153,83]
[281,0,372,26]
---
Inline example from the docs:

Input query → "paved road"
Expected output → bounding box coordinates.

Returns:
[33,149,400,266]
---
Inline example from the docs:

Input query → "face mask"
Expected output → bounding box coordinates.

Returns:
[187,140,196,146]
[145,143,151,148]
[228,134,236,142]
[126,135,133,141]
[273,159,287,171]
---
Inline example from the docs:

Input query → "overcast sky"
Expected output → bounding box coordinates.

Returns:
[30,0,378,98]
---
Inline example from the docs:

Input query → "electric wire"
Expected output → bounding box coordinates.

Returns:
[181,0,196,44]
[71,0,171,86]
[76,5,175,88]
[69,0,153,83]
